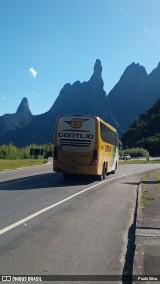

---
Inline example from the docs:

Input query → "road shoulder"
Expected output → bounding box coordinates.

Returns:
[133,169,160,281]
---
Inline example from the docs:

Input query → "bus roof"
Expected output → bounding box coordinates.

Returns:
[57,114,117,134]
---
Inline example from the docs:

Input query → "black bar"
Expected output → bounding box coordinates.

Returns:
[0,275,159,282]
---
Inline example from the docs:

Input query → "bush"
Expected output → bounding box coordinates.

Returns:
[43,143,53,158]
[120,147,149,159]
[0,143,54,160]
[0,144,19,160]
[135,137,160,156]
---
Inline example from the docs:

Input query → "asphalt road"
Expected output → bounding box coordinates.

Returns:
[0,163,160,283]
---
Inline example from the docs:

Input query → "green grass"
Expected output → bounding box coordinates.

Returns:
[119,159,160,165]
[140,171,155,208]
[141,190,154,208]
[0,159,46,171]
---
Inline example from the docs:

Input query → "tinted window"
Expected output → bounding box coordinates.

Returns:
[100,122,118,146]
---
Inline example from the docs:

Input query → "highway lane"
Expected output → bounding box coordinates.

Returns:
[0,163,160,281]
[0,163,159,230]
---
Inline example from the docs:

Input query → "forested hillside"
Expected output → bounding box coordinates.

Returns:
[121,98,160,156]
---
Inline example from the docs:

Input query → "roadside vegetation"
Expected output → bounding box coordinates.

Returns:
[0,143,53,160]
[119,147,160,164]
[141,189,154,208]
[140,169,160,208]
[140,172,154,208]
[0,143,53,171]
[119,147,149,159]
[119,160,160,165]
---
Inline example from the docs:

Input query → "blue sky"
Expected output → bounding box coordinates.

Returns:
[0,0,160,115]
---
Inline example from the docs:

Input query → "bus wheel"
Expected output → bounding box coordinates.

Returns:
[111,162,117,174]
[103,164,106,179]
[97,164,106,181]
[97,174,103,181]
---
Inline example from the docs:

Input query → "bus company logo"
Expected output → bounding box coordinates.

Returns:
[2,276,11,281]
[65,119,88,129]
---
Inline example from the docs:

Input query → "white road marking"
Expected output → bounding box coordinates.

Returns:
[0,169,158,236]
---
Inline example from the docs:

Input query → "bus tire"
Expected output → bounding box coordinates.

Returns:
[103,163,106,179]
[97,174,103,181]
[97,164,106,181]
[111,162,117,174]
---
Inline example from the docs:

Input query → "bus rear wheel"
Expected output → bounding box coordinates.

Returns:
[111,162,117,174]
[97,164,106,181]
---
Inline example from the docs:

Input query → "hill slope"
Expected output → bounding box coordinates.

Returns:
[0,97,33,136]
[121,98,160,155]
[107,63,158,131]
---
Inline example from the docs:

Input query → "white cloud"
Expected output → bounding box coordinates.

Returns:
[29,67,37,78]
[144,27,148,32]
[30,90,39,98]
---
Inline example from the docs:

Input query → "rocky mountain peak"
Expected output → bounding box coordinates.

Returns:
[16,97,32,115]
[49,59,112,130]
[89,59,104,88]
[107,61,156,131]
[93,59,102,78]
[122,62,147,78]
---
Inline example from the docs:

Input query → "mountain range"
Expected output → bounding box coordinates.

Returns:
[0,59,159,147]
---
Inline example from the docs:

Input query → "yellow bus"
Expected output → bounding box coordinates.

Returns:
[53,115,120,180]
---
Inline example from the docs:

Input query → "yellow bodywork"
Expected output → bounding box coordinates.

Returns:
[53,116,119,177]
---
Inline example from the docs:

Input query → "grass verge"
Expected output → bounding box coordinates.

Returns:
[140,171,154,208]
[141,190,154,208]
[119,159,160,165]
[0,159,46,172]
